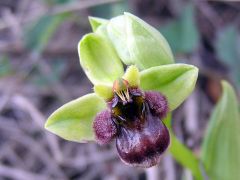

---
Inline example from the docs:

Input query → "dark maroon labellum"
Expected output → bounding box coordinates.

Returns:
[93,88,170,168]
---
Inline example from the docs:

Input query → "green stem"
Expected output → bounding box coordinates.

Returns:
[169,131,204,180]
[164,114,204,180]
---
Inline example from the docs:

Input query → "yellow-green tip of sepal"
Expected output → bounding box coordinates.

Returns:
[123,65,140,88]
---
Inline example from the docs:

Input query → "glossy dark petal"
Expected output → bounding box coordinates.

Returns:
[116,103,170,168]
[93,110,117,145]
[145,91,168,118]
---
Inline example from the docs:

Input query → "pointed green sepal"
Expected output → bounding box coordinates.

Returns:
[45,93,106,142]
[89,16,109,32]
[140,64,198,111]
[78,33,124,85]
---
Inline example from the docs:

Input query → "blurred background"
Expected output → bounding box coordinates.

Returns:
[0,0,239,179]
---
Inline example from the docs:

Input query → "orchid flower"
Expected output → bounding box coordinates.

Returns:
[45,12,198,168]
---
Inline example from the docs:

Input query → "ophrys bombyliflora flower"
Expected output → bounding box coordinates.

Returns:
[45,12,198,168]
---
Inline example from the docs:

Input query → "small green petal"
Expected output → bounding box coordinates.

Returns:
[45,93,106,142]
[78,33,124,85]
[94,84,113,101]
[140,64,198,110]
[88,16,108,32]
[123,65,140,87]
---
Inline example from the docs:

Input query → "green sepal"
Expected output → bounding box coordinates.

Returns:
[45,93,106,142]
[95,23,110,39]
[107,13,174,70]
[107,15,132,65]
[88,16,109,32]
[78,33,124,85]
[140,64,198,111]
